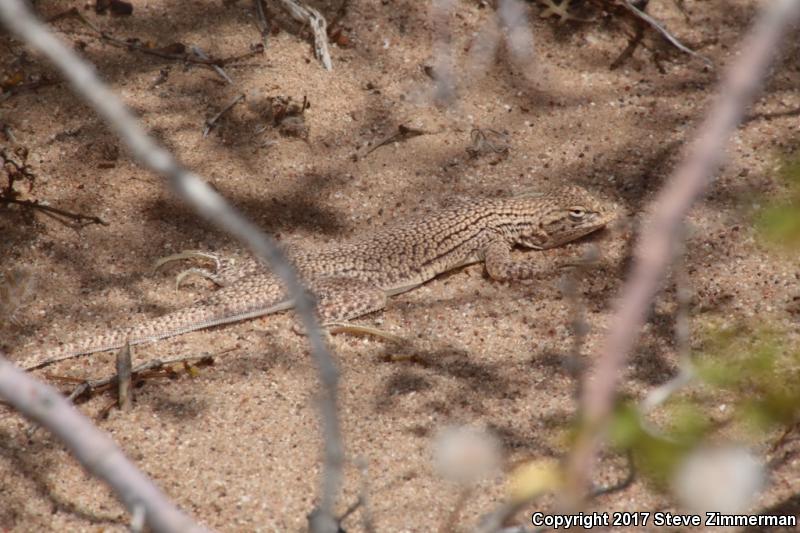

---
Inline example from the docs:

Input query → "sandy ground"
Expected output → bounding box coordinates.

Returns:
[1,0,799,531]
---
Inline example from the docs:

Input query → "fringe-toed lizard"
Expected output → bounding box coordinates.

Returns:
[17,185,616,371]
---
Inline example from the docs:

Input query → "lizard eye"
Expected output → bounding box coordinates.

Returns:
[568,208,586,220]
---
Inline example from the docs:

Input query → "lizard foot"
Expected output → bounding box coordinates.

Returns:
[323,321,404,342]
[291,321,403,342]
[153,250,226,289]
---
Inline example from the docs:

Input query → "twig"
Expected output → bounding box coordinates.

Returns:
[0,2,344,531]
[1,148,109,227]
[116,342,133,411]
[276,0,333,70]
[359,124,430,158]
[563,0,800,508]
[50,8,250,82]
[610,20,645,70]
[252,0,271,47]
[0,76,59,103]
[203,94,245,138]
[54,352,218,403]
[619,0,713,67]
[0,196,108,227]
[23,352,215,433]
[190,45,233,84]
[0,353,211,533]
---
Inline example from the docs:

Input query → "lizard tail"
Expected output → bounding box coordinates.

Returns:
[16,276,291,371]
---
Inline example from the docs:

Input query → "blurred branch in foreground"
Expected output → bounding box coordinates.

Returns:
[0,353,212,533]
[0,1,343,531]
[565,0,800,508]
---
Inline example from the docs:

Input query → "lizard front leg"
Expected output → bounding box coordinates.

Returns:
[482,239,545,281]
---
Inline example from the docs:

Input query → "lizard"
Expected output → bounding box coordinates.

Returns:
[16,185,616,371]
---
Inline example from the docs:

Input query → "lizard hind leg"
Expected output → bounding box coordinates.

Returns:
[302,277,400,341]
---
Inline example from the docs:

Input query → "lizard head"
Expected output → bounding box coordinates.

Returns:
[512,185,617,250]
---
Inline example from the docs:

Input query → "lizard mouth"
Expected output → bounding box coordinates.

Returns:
[517,219,610,250]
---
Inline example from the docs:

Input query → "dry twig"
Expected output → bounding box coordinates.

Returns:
[563,0,800,507]
[0,352,211,533]
[358,124,430,159]
[276,0,333,70]
[0,1,344,531]
[252,0,271,47]
[1,147,108,227]
[116,342,133,411]
[49,8,257,82]
[49,352,218,405]
[618,0,712,67]
[189,45,233,84]
[0,76,58,103]
[203,93,245,137]
[0,196,109,227]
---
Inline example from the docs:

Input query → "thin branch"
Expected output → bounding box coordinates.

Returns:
[52,352,218,404]
[1,147,109,227]
[563,0,800,506]
[50,8,255,81]
[358,124,430,159]
[0,76,59,103]
[189,45,233,84]
[0,353,211,533]
[115,342,133,411]
[203,93,245,137]
[609,20,645,71]
[0,2,343,531]
[0,196,109,227]
[619,0,713,67]
[276,0,333,70]
[253,0,271,47]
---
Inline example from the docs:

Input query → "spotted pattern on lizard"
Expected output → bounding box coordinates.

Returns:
[17,185,617,371]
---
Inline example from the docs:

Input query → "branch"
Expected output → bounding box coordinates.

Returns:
[619,0,713,67]
[0,353,210,533]
[564,0,800,505]
[0,1,343,531]
[276,0,333,70]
